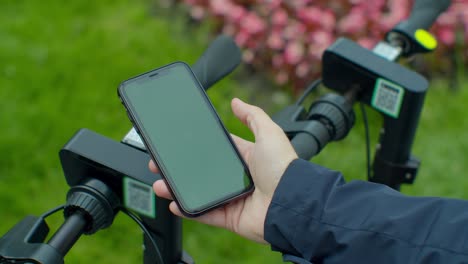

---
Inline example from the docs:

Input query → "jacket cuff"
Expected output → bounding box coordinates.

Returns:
[263,159,345,257]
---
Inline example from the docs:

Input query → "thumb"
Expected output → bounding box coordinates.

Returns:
[231,98,280,142]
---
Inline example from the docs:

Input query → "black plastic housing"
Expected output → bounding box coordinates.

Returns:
[322,37,428,189]
[0,217,63,264]
[59,129,182,264]
[323,38,428,103]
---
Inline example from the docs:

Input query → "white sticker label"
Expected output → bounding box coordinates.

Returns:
[123,177,156,218]
[372,42,401,61]
[122,127,146,150]
[371,78,405,118]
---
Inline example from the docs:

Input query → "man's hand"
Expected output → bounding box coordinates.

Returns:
[149,98,297,243]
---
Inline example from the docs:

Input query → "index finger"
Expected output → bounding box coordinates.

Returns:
[148,160,160,173]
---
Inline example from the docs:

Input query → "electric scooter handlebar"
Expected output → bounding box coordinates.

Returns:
[402,0,451,31]
[192,35,242,90]
[278,0,450,188]
[389,0,451,56]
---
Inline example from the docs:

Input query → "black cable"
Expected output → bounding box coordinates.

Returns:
[119,207,164,264]
[39,205,65,220]
[295,79,322,105]
[360,102,372,180]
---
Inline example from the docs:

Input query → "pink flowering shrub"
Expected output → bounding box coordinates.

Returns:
[181,0,468,91]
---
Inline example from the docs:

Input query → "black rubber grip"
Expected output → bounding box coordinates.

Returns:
[192,35,242,91]
[291,132,320,160]
[404,0,451,30]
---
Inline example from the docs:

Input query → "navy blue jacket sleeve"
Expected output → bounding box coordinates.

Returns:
[264,159,468,264]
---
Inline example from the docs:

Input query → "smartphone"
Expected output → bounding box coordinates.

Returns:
[118,61,254,217]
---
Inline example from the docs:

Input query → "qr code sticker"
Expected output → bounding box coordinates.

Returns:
[371,79,404,118]
[124,177,156,218]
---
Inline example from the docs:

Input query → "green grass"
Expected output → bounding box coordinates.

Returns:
[1,0,468,263]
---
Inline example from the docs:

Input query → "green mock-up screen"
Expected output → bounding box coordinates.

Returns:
[123,63,251,212]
